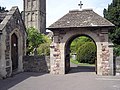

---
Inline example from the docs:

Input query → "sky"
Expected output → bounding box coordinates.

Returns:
[0,0,112,27]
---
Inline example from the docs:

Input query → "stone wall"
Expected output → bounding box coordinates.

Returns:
[23,55,49,73]
[116,56,120,75]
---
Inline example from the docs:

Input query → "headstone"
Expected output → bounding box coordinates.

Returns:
[71,53,77,60]
[33,48,37,56]
[116,56,120,75]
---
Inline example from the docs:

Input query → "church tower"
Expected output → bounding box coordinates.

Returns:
[23,0,46,33]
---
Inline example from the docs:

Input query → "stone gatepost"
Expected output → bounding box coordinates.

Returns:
[50,35,64,74]
[97,30,114,75]
[99,42,113,75]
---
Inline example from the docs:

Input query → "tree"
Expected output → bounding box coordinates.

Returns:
[104,0,120,56]
[26,27,45,55]
[37,35,51,56]
[70,36,96,64]
[0,6,8,13]
[104,0,120,44]
[70,36,92,54]
[76,42,96,64]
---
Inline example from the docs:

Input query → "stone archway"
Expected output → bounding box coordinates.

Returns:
[49,28,114,76]
[10,29,24,74]
[48,9,114,76]
[64,34,97,74]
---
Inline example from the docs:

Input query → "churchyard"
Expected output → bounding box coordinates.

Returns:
[0,0,120,90]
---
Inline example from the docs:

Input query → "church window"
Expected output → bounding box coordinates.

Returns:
[28,0,31,8]
[27,13,31,21]
[32,12,35,21]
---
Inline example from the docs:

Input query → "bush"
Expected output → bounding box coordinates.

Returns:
[26,27,45,55]
[76,42,96,64]
[37,35,51,56]
[113,45,120,57]
[37,43,50,56]
[70,36,92,54]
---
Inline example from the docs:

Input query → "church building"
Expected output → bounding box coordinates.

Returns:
[0,0,46,79]
[0,6,26,78]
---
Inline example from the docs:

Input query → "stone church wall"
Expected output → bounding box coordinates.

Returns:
[0,6,26,79]
[23,55,50,73]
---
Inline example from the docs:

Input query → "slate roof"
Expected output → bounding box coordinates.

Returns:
[48,9,114,30]
[0,6,24,31]
[0,12,7,23]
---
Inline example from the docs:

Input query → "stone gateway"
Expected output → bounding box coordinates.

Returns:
[48,9,115,75]
[0,6,26,78]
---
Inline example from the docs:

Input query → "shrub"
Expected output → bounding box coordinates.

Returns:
[37,34,51,56]
[76,42,96,64]
[70,36,92,54]
[26,27,45,55]
[113,45,120,57]
[37,43,50,56]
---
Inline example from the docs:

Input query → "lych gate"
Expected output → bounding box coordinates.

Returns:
[48,9,115,75]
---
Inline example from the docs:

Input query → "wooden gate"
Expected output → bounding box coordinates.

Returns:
[11,33,18,71]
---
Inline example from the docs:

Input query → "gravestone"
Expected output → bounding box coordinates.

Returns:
[116,56,120,75]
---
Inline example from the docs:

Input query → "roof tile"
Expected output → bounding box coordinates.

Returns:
[48,9,114,29]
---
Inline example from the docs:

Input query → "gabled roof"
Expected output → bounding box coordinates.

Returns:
[0,6,26,32]
[0,12,7,23]
[48,9,115,30]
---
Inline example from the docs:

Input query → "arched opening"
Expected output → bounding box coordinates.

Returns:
[11,33,18,72]
[65,34,97,74]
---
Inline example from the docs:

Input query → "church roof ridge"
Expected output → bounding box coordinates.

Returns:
[48,9,115,30]
[69,9,93,13]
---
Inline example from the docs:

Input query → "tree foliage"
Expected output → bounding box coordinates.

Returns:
[37,35,51,56]
[104,0,120,44]
[76,42,96,64]
[0,6,8,13]
[70,36,92,54]
[70,36,96,64]
[26,27,45,55]
[26,27,51,56]
[104,0,120,56]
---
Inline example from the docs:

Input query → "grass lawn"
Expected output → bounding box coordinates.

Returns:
[70,59,95,66]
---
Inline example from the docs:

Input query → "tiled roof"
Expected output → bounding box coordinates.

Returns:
[48,9,114,29]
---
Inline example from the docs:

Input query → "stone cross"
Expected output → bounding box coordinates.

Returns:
[78,1,83,9]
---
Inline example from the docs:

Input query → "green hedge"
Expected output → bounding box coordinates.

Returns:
[76,42,96,64]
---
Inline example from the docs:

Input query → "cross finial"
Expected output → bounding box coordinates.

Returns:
[78,1,83,9]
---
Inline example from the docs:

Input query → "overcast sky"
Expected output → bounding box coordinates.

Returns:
[0,0,112,27]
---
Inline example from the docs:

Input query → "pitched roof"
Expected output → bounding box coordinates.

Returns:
[0,12,7,23]
[48,9,114,30]
[0,6,23,31]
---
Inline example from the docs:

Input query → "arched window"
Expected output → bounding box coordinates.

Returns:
[27,13,31,21]
[32,12,35,21]
[28,0,31,8]
[32,0,36,9]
